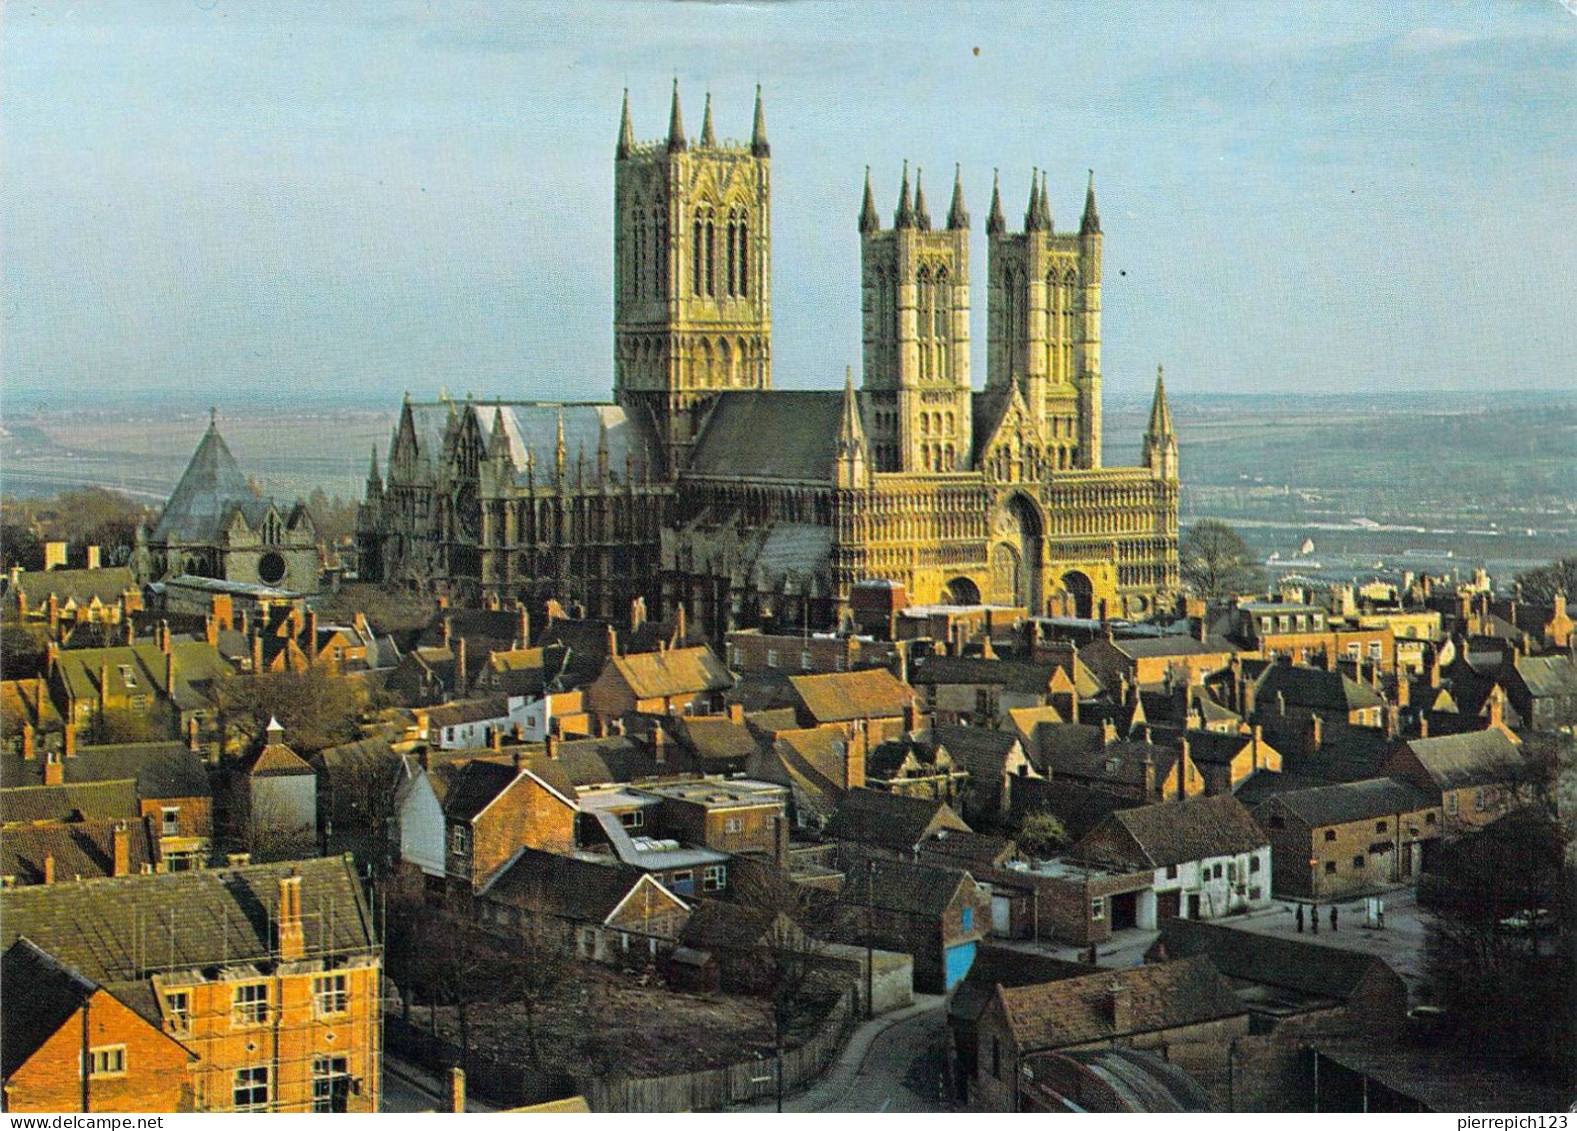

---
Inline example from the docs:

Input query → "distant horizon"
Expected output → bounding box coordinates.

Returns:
[5,3,1575,406]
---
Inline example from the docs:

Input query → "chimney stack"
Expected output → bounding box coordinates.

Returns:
[456,637,468,696]
[1308,713,1323,753]
[903,699,920,734]
[86,545,102,570]
[650,724,666,764]
[112,822,131,877]
[63,723,77,759]
[1487,687,1506,730]
[159,619,171,653]
[21,722,35,761]
[164,650,176,697]
[1178,737,1191,799]
[1107,980,1131,1033]
[305,609,319,656]
[447,1067,466,1114]
[1418,712,1430,738]
[606,624,619,658]
[518,604,531,649]
[43,853,56,885]
[630,596,646,634]
[276,873,305,961]
[250,630,264,673]
[441,616,452,648]
[727,702,744,724]
[544,733,558,760]
[188,717,200,753]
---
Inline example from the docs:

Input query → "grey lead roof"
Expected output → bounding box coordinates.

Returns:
[151,422,270,543]
[688,391,846,482]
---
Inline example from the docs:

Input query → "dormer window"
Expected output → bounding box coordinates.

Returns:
[119,664,137,688]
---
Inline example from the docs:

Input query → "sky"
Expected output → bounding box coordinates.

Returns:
[3,1,1575,412]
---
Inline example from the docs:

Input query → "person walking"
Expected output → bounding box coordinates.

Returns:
[1330,905,1339,932]
[1295,904,1304,933]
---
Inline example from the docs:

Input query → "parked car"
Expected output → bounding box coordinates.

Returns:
[1495,908,1552,933]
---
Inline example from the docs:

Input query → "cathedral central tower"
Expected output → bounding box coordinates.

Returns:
[613,83,772,470]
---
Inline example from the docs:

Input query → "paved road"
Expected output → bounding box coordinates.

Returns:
[739,995,951,1113]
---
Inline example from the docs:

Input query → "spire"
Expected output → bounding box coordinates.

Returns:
[1024,169,1044,232]
[751,84,770,157]
[913,168,931,230]
[986,168,1005,236]
[366,444,382,490]
[1147,364,1174,437]
[1038,177,1053,232]
[859,167,881,233]
[596,415,610,480]
[555,407,567,478]
[488,405,513,463]
[1081,169,1101,235]
[947,164,969,230]
[838,367,865,448]
[699,91,716,147]
[894,161,915,229]
[617,88,634,159]
[666,79,687,153]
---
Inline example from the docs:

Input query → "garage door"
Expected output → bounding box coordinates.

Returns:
[944,941,977,990]
[991,893,1013,935]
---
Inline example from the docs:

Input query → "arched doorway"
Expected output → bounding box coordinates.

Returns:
[1061,570,1094,619]
[943,577,981,605]
[990,494,1044,610]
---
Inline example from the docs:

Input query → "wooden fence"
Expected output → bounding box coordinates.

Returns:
[580,988,859,1112]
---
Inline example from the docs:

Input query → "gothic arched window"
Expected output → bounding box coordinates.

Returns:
[693,213,705,297]
[653,205,667,298]
[738,215,749,297]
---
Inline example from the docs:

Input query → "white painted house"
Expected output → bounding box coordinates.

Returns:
[1070,793,1272,929]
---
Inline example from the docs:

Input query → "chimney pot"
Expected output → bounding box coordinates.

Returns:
[112,822,131,877]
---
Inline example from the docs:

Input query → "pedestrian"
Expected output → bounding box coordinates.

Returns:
[1330,905,1339,932]
[1312,903,1319,934]
[1295,904,1304,933]
[1377,907,1385,930]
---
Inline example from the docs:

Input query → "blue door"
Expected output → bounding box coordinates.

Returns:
[944,941,976,990]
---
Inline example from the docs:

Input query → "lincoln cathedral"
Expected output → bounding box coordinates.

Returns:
[356,84,1180,633]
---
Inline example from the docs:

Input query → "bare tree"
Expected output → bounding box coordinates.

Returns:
[1180,519,1263,603]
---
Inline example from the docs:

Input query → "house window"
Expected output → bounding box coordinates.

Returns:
[1369,642,1382,661]
[1352,855,1365,869]
[671,870,694,895]
[724,817,744,834]
[232,982,270,1027]
[1473,790,1485,812]
[1425,811,1437,825]
[1249,856,1261,874]
[312,1056,351,1113]
[620,810,645,830]
[1375,820,1387,833]
[88,1045,126,1077]
[1212,863,1224,880]
[1249,886,1262,901]
[1090,897,1105,921]
[766,649,779,669]
[450,825,469,853]
[1324,861,1337,875]
[1269,814,1284,830]
[1446,794,1458,814]
[1347,643,1361,659]
[702,864,727,892]
[233,1066,270,1112]
[1323,829,1337,842]
[313,973,349,1017]
[161,806,181,837]
[165,990,191,1033]
[119,664,138,688]
[961,907,974,932]
[1165,865,1179,880]
[801,650,813,671]
[730,646,743,667]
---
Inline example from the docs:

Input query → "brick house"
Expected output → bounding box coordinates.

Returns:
[928,724,1037,825]
[909,654,1078,727]
[1,856,382,1113]
[782,668,919,737]
[748,724,869,828]
[1069,793,1272,925]
[1,817,160,885]
[1252,777,1441,901]
[667,900,808,994]
[3,739,214,869]
[834,854,991,992]
[822,788,972,858]
[1078,633,1243,692]
[1387,727,1533,833]
[1145,918,1408,1032]
[583,645,733,724]
[231,719,318,859]
[630,777,788,860]
[1024,722,1206,803]
[476,846,690,964]
[1501,653,1577,733]
[947,944,1091,1102]
[441,755,578,889]
[1,939,197,1112]
[970,956,1249,1112]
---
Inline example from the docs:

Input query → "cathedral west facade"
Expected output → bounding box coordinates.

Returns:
[357,85,1179,634]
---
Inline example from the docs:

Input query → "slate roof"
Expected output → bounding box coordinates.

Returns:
[469,402,655,486]
[995,955,1244,1050]
[151,422,270,543]
[1255,665,1385,713]
[679,900,795,952]
[1512,654,1577,699]
[1075,793,1266,870]
[425,696,510,728]
[607,646,732,700]
[1006,777,1135,843]
[1106,634,1241,659]
[950,942,1092,1025]
[0,779,141,824]
[788,668,916,724]
[12,566,139,609]
[688,391,845,482]
[823,788,967,852]
[0,855,377,989]
[1150,917,1397,1004]
[1044,736,1181,792]
[917,829,1016,870]
[1022,722,1107,775]
[1256,777,1437,828]
[547,737,662,788]
[932,724,1025,779]
[1,742,209,800]
[482,847,659,923]
[838,854,976,918]
[241,741,316,778]
[1,939,98,1077]
[1,817,160,884]
[439,755,578,822]
[910,656,1064,695]
[1400,729,1525,790]
[770,726,854,795]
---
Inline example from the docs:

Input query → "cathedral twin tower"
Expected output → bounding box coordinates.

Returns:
[614,82,1118,482]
